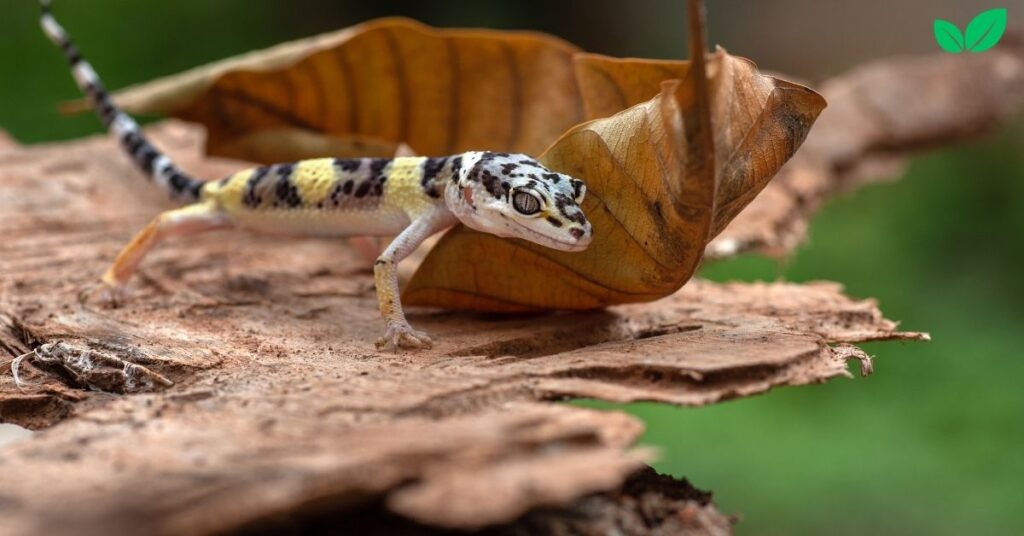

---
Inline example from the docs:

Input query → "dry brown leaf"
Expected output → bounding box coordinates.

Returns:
[574,55,690,120]
[92,18,824,311]
[97,17,586,160]
[406,51,825,310]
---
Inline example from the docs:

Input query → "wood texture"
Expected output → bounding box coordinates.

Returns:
[0,123,921,535]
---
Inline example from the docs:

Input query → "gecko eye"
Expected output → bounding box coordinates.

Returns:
[512,190,542,215]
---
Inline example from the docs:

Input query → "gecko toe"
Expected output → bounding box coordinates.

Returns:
[78,280,131,308]
[376,324,433,351]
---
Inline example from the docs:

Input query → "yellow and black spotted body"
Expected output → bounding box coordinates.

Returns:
[40,1,593,351]
[202,156,449,237]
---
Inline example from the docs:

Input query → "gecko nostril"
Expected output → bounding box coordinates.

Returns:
[569,227,585,240]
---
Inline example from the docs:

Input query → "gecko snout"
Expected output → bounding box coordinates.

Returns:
[568,223,593,250]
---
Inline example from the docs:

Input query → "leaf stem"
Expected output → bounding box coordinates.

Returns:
[686,0,717,235]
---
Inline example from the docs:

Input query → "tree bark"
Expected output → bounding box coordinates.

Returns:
[0,119,922,535]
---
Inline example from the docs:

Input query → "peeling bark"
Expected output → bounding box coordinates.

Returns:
[0,122,922,535]
[232,468,733,536]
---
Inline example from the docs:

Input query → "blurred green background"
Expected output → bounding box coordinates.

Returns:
[1,1,1022,534]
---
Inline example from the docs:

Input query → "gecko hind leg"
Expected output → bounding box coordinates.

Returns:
[83,202,231,306]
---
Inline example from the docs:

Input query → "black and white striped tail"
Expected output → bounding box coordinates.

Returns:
[40,0,203,200]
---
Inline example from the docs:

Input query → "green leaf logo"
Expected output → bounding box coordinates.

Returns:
[934,19,965,53]
[966,8,1008,52]
[934,9,1008,54]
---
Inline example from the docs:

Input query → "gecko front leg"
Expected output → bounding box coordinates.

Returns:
[374,208,457,351]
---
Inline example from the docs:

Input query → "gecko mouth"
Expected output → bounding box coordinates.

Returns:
[506,219,590,252]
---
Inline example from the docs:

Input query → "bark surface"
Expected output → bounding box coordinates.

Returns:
[0,122,922,535]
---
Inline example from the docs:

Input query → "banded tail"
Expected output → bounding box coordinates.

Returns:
[39,0,204,200]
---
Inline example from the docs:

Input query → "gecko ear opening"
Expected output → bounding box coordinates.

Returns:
[572,179,586,204]
[462,185,475,208]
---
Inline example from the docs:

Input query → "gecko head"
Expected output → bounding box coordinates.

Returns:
[447,152,592,252]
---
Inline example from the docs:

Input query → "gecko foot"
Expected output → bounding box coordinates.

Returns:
[78,279,131,308]
[376,323,433,351]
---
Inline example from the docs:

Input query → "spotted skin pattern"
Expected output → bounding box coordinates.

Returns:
[40,1,593,350]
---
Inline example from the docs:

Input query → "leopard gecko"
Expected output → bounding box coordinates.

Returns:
[39,0,592,350]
